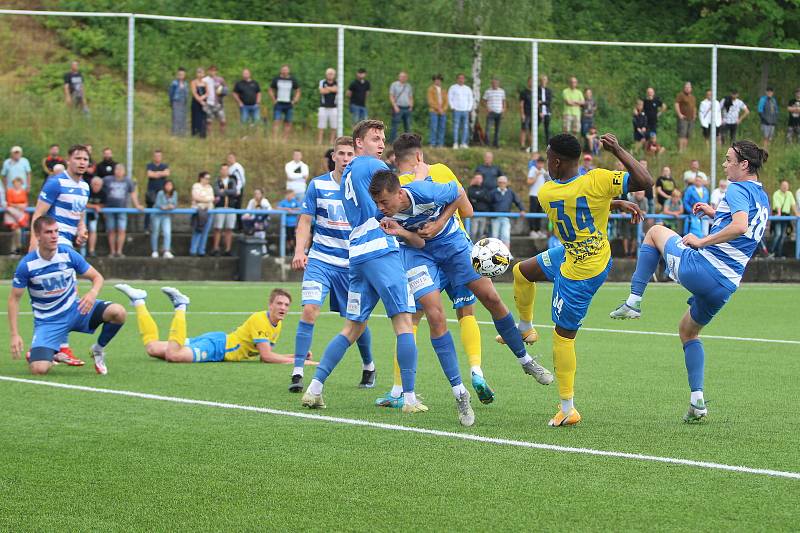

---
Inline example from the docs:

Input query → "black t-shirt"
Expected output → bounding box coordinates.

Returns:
[234,79,261,106]
[95,158,117,178]
[789,98,800,126]
[64,71,84,95]
[348,79,371,106]
[270,76,299,103]
[643,97,663,128]
[655,176,676,205]
[86,188,106,221]
[520,89,532,117]
[319,80,337,108]
[146,162,169,191]
[633,111,647,130]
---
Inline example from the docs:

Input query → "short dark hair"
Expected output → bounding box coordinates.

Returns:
[33,215,57,234]
[392,133,423,162]
[177,66,186,72]
[547,134,582,161]
[50,144,59,149]
[357,68,367,74]
[67,144,89,157]
[334,136,354,148]
[766,86,774,92]
[731,140,768,174]
[352,119,385,142]
[269,288,292,304]
[432,73,443,81]
[197,171,209,181]
[368,169,400,197]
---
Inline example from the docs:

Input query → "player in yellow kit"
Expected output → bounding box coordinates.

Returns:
[508,133,653,426]
[115,284,315,365]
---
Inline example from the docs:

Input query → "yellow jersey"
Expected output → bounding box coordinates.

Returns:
[398,163,466,231]
[537,168,628,280]
[223,311,283,362]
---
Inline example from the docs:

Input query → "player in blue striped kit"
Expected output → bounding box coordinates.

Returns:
[610,140,771,422]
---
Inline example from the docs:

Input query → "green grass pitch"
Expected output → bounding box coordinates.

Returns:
[1,280,798,531]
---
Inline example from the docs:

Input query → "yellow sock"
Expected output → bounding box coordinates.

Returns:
[168,309,187,347]
[513,262,536,324]
[552,330,576,400]
[135,304,159,346]
[393,325,417,388]
[459,315,482,369]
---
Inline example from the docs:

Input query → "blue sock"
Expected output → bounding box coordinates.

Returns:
[494,313,526,358]
[683,339,705,393]
[631,244,661,297]
[431,331,462,387]
[396,332,417,392]
[98,322,123,347]
[293,320,314,368]
[356,326,373,365]
[313,334,352,383]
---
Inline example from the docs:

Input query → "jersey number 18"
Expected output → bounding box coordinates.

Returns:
[744,203,769,242]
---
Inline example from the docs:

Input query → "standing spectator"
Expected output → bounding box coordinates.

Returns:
[427,74,448,147]
[770,180,798,257]
[448,73,473,149]
[2,146,31,191]
[757,87,779,148]
[145,149,170,231]
[643,87,666,139]
[83,144,96,181]
[346,68,370,125]
[94,147,117,179]
[662,189,684,232]
[527,155,548,237]
[710,178,728,209]
[285,150,309,201]
[41,144,66,179]
[538,75,553,144]
[211,164,239,257]
[232,68,262,127]
[519,77,533,150]
[203,65,227,136]
[242,187,272,248]
[3,177,28,255]
[317,68,339,146]
[682,159,708,186]
[227,152,246,198]
[698,89,722,146]
[190,171,215,257]
[621,190,648,257]
[168,67,189,136]
[190,67,208,138]
[63,60,88,113]
[103,163,142,258]
[720,90,749,144]
[561,76,584,135]
[84,176,105,257]
[674,81,697,152]
[632,99,648,149]
[269,65,301,141]
[277,190,300,252]
[475,151,503,192]
[655,166,676,210]
[389,71,414,142]
[482,78,507,148]
[787,88,800,143]
[467,173,490,240]
[638,158,655,217]
[682,174,710,238]
[489,175,525,250]
[151,179,177,259]
[580,88,597,138]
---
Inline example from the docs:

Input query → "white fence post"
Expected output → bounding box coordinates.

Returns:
[337,26,345,137]
[710,45,718,190]
[126,14,135,179]
[532,40,538,152]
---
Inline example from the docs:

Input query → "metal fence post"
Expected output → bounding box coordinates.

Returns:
[710,45,718,190]
[532,41,538,152]
[126,14,135,181]
[337,26,345,137]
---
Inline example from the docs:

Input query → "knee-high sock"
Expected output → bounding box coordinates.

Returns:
[135,303,159,346]
[512,262,536,323]
[396,332,418,393]
[356,326,373,365]
[459,315,482,369]
[552,330,576,400]
[168,309,187,347]
[431,331,462,386]
[494,313,526,358]
[293,320,314,368]
[98,322,123,347]
[394,325,417,387]
[631,244,661,297]
[313,334,352,383]
[683,339,705,392]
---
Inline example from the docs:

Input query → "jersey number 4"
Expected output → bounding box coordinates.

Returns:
[550,197,596,242]
[343,172,358,207]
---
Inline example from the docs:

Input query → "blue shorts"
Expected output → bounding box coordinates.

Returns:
[347,252,415,322]
[663,236,734,325]
[302,258,349,317]
[535,245,566,282]
[185,331,227,362]
[273,102,294,122]
[442,281,476,310]
[105,212,128,231]
[402,234,481,305]
[30,300,110,359]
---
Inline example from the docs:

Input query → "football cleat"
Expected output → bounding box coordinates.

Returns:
[471,372,495,404]
[288,374,304,393]
[495,327,539,345]
[114,283,148,303]
[548,406,582,427]
[683,399,708,423]
[401,400,429,414]
[54,347,85,366]
[455,390,475,427]
[609,302,641,320]
[522,357,554,385]
[374,392,404,408]
[358,369,376,389]
[161,287,190,307]
[301,392,326,409]
[90,344,108,375]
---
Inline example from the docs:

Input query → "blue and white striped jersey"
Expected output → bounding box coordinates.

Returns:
[341,155,398,265]
[301,172,350,269]
[39,172,90,246]
[377,179,461,246]
[699,180,770,290]
[12,245,90,320]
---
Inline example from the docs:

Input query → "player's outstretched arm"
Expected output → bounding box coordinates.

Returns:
[292,214,313,271]
[418,188,470,239]
[611,199,646,224]
[379,219,425,248]
[683,211,748,249]
[258,342,316,365]
[7,288,24,360]
[600,133,654,193]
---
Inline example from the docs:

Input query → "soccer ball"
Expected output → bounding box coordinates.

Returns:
[471,238,512,278]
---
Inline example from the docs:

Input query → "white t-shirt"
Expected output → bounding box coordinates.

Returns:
[447,84,474,112]
[285,160,309,195]
[682,169,708,185]
[527,166,548,197]
[698,98,722,128]
[246,198,272,211]
[710,187,726,208]
[203,76,218,105]
[228,162,246,195]
[483,88,506,113]
[720,98,747,125]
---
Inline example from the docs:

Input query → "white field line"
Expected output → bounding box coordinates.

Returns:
[1,375,797,480]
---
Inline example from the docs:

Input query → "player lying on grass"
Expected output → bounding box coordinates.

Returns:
[506,133,654,427]
[116,285,314,365]
[609,140,771,423]
[8,215,126,375]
